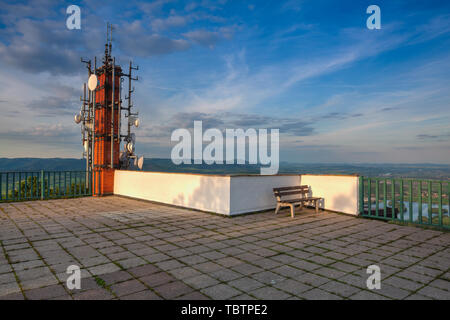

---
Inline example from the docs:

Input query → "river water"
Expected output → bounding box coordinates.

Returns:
[369,201,450,223]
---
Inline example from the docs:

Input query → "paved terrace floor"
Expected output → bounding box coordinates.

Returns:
[0,196,449,300]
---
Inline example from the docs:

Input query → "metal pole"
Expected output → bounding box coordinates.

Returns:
[87,87,91,192]
[111,58,115,168]
[92,57,97,195]
[40,170,44,200]
[128,61,132,138]
[83,83,89,181]
[118,78,122,156]
[82,82,86,152]
[359,176,364,215]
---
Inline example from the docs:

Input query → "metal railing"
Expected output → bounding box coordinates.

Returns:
[0,170,92,202]
[359,177,450,229]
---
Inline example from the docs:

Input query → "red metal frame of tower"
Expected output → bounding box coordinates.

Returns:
[92,56,121,195]
[79,23,140,197]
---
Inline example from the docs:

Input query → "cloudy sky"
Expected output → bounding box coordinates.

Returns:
[0,0,449,163]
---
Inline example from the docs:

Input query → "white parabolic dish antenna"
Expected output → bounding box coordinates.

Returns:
[137,156,144,170]
[88,74,98,91]
[74,113,82,124]
[127,142,134,153]
[133,155,144,169]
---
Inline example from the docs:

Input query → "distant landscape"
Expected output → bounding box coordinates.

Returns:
[0,158,449,180]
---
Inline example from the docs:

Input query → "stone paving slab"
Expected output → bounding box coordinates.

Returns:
[0,196,449,300]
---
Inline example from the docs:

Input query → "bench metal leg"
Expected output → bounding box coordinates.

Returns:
[275,203,281,215]
[315,200,319,213]
[288,204,295,218]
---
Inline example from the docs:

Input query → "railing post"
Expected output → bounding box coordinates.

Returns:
[5,173,8,201]
[12,173,15,201]
[85,171,88,195]
[375,179,379,215]
[409,180,413,222]
[391,179,395,221]
[448,182,450,227]
[368,178,371,216]
[18,172,21,201]
[359,176,364,215]
[438,182,442,227]
[418,181,422,224]
[399,180,404,222]
[383,179,387,218]
[428,181,432,225]
[40,170,44,200]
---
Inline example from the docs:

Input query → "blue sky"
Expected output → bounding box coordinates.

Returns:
[0,0,449,163]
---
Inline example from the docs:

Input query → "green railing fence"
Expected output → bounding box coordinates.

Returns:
[0,170,92,202]
[359,177,450,229]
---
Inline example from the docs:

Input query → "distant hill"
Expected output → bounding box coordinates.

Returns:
[0,157,260,174]
[0,158,86,171]
[0,158,449,179]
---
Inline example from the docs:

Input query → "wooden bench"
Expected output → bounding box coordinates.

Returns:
[273,185,322,218]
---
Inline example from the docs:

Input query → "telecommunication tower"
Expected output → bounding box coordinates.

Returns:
[76,23,143,196]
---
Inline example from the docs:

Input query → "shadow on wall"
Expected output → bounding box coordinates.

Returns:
[307,186,325,210]
[174,176,228,215]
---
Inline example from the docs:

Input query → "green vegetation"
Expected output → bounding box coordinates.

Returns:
[421,215,450,226]
[431,207,449,214]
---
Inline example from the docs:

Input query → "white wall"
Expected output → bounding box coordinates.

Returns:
[300,174,359,215]
[114,171,231,215]
[113,171,359,216]
[229,175,301,215]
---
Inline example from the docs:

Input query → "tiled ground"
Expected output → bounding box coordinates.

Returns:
[0,196,449,300]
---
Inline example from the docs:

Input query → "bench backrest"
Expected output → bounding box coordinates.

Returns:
[273,185,309,200]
